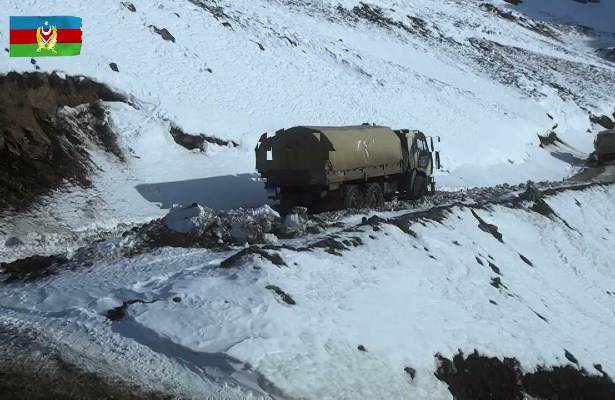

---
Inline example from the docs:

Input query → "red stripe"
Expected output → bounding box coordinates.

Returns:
[10,29,82,44]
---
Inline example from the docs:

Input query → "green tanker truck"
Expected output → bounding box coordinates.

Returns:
[255,124,440,212]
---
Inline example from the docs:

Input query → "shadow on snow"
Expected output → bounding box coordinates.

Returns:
[135,173,270,211]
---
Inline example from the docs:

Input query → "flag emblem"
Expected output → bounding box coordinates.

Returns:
[10,16,82,57]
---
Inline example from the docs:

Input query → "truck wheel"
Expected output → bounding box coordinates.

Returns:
[364,183,384,208]
[343,186,364,209]
[410,173,427,200]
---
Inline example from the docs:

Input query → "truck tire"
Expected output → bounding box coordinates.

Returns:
[364,183,384,208]
[343,186,364,209]
[410,173,427,200]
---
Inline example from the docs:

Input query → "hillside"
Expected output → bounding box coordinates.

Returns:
[1,0,615,399]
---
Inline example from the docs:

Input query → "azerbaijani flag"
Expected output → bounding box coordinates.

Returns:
[10,16,82,57]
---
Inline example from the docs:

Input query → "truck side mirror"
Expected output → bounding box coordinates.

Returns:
[430,137,434,152]
[435,151,441,170]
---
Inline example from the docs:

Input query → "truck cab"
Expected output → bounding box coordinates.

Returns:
[394,129,440,196]
[593,129,615,164]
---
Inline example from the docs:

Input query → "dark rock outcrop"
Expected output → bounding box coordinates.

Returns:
[0,72,126,212]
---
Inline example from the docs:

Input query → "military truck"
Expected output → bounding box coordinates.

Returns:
[255,124,440,212]
[591,129,615,164]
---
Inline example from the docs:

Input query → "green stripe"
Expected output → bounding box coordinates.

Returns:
[10,43,81,57]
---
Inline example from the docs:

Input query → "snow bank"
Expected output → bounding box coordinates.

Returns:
[2,183,614,398]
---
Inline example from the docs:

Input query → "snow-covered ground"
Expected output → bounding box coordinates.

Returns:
[1,0,614,239]
[2,0,615,398]
[2,183,615,399]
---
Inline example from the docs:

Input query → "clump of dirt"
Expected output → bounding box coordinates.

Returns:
[435,350,615,400]
[169,125,239,152]
[0,72,126,213]
[0,254,68,282]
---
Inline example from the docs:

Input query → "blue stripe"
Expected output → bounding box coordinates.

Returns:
[10,16,82,30]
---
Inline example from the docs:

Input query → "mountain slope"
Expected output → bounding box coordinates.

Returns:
[1,0,614,239]
[1,1,615,399]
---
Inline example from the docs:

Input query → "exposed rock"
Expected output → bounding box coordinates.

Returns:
[169,125,238,152]
[220,246,286,268]
[478,3,558,39]
[266,285,296,305]
[435,351,521,400]
[121,1,136,12]
[436,350,615,399]
[490,277,507,289]
[357,345,367,352]
[523,366,615,400]
[1,254,69,282]
[310,236,347,256]
[471,209,504,243]
[488,261,501,275]
[564,349,579,365]
[596,48,615,62]
[0,72,126,212]
[538,131,564,148]
[188,0,230,20]
[109,62,119,72]
[149,26,175,43]
[519,254,534,267]
[105,299,158,321]
[404,367,416,380]
[0,324,170,400]
[4,237,23,247]
[590,114,615,130]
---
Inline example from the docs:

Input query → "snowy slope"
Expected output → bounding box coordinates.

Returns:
[2,1,615,398]
[1,0,614,240]
[2,184,615,398]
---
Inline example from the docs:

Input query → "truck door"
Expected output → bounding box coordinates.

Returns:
[415,137,432,172]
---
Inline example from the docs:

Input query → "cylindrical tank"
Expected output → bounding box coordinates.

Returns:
[256,125,404,187]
